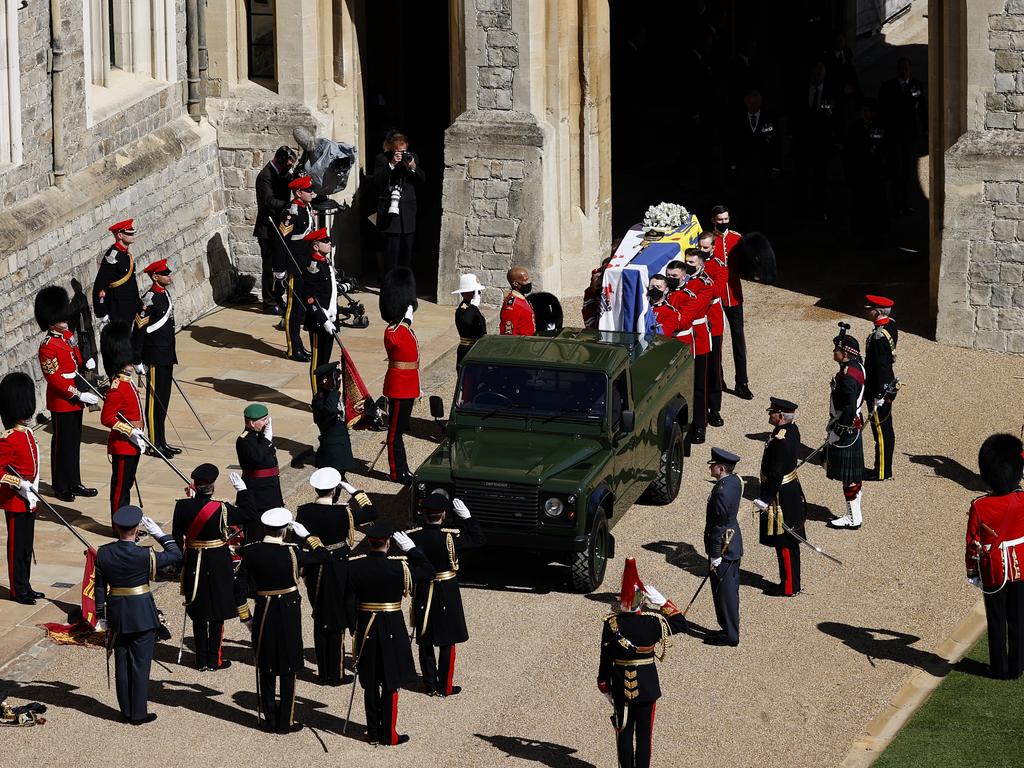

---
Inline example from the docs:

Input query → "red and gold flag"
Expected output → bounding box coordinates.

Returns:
[40,548,105,647]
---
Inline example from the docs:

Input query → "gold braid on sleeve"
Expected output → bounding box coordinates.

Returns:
[347,507,355,548]
[655,613,672,660]
[447,532,458,572]
[401,559,412,597]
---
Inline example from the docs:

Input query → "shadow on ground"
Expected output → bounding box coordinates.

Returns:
[817,622,951,674]
[475,733,596,768]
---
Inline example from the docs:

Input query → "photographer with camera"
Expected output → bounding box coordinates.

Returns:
[373,132,424,273]
[254,146,296,315]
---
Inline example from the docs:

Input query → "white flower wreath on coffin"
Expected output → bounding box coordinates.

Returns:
[642,202,690,232]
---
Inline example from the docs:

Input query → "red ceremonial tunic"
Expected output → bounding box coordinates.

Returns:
[500,291,536,336]
[712,230,744,307]
[701,258,727,337]
[966,491,1024,589]
[100,373,144,456]
[652,302,682,337]
[669,287,712,355]
[38,329,84,413]
[0,426,40,514]
[383,320,420,399]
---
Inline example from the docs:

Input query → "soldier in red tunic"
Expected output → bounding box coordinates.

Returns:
[967,433,1024,679]
[100,322,147,518]
[647,275,681,337]
[0,373,42,605]
[667,253,713,444]
[379,268,420,484]
[499,266,536,336]
[710,205,753,400]
[697,231,726,427]
[35,285,100,502]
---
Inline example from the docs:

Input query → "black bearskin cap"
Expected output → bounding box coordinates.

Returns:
[0,372,36,429]
[528,292,564,334]
[731,232,777,284]
[101,321,134,374]
[379,267,418,324]
[979,433,1024,495]
[34,285,70,331]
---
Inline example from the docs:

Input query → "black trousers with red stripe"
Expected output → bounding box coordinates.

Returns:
[50,410,83,494]
[192,619,224,669]
[614,699,657,768]
[5,511,35,599]
[109,454,140,517]
[361,643,401,744]
[386,398,414,480]
[418,641,456,695]
[775,544,801,596]
[708,335,724,415]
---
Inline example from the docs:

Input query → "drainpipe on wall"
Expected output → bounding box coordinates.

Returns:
[197,0,208,116]
[49,0,66,187]
[185,0,201,121]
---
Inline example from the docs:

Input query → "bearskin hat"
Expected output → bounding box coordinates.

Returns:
[528,292,564,334]
[0,372,36,429]
[101,321,135,374]
[731,232,777,285]
[379,267,418,324]
[978,433,1024,495]
[34,285,71,331]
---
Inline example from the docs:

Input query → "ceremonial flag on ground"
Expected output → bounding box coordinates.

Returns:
[340,345,373,427]
[39,547,106,648]
[599,214,703,334]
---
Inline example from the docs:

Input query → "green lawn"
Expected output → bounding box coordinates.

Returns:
[873,634,1024,768]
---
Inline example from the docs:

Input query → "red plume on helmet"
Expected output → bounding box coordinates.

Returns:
[618,557,646,612]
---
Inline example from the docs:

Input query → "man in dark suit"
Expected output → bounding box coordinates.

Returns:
[253,146,296,314]
[373,133,425,273]
[703,447,743,646]
[879,57,926,214]
[94,505,182,724]
[791,61,837,219]
[728,90,781,232]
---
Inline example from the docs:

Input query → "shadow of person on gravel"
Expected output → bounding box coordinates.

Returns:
[475,734,596,768]
[644,540,775,592]
[817,622,951,675]
[0,680,123,722]
[191,376,311,413]
[904,453,987,493]
[188,326,285,360]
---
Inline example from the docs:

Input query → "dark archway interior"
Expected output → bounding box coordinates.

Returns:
[360,0,452,297]
[609,0,932,335]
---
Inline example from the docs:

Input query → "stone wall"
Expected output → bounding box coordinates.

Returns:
[475,0,517,111]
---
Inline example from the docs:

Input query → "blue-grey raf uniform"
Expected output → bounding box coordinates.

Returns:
[704,448,743,646]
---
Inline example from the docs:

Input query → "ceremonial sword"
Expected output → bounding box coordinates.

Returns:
[681,528,735,618]
[780,521,843,565]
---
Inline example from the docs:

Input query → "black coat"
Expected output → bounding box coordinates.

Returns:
[172,492,260,621]
[132,287,177,366]
[455,302,487,366]
[597,608,688,704]
[95,535,183,634]
[408,518,486,646]
[757,423,806,547]
[274,201,314,277]
[236,429,283,519]
[703,473,744,561]
[864,320,898,402]
[295,497,378,634]
[728,109,781,177]
[253,161,293,239]
[93,244,141,323]
[878,77,926,143]
[373,151,425,234]
[348,548,435,690]
[311,388,356,473]
[242,538,329,674]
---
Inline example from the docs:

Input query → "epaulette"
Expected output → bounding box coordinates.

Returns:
[684,288,697,298]
[239,430,250,439]
[405,527,422,534]
[388,555,408,561]
[0,428,12,439]
[605,613,618,627]
[774,428,787,440]
[306,262,319,274]
[109,378,121,390]
[698,272,713,285]
[104,249,118,265]
[349,554,367,561]
[442,528,461,535]
[142,292,155,308]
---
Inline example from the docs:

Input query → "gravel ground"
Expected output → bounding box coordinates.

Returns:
[1,280,1013,768]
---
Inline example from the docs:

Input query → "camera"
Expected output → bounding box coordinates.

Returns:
[387,185,402,215]
[335,273,370,329]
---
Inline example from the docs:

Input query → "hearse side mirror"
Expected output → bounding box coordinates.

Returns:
[429,395,446,420]
[620,410,635,434]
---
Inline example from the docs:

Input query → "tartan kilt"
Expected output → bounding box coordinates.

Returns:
[826,434,864,483]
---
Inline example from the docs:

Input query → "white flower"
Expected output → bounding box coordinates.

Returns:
[642,202,690,231]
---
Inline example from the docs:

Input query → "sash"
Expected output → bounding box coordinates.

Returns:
[186,500,222,542]
[108,251,136,289]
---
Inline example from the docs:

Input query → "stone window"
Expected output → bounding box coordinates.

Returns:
[83,0,177,124]
[246,0,277,90]
[0,0,23,167]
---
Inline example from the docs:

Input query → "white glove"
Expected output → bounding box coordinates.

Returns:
[710,557,723,569]
[78,391,100,405]
[753,498,769,511]
[229,472,246,491]
[323,320,337,336]
[339,480,357,495]
[452,498,471,519]
[95,618,109,633]
[273,271,287,280]
[471,290,482,307]
[643,586,667,608]
[967,576,982,588]
[140,516,163,537]
[97,316,110,326]
[263,416,273,444]
[130,428,146,449]
[392,531,415,552]
[404,304,415,322]
[289,521,310,539]
[17,479,35,499]
[134,363,146,375]
[26,489,39,510]
[874,398,886,409]
[85,357,96,371]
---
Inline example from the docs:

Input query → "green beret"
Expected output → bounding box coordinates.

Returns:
[243,403,269,420]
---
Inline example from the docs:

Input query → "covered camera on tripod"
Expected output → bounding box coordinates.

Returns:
[335,271,369,329]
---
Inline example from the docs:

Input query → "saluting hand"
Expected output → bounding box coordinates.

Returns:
[392,531,415,552]
[452,498,471,519]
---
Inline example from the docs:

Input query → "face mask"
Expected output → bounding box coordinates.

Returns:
[684,264,698,276]
[716,222,729,232]
[665,276,680,291]
[519,282,533,295]
[647,288,664,302]
[700,248,713,257]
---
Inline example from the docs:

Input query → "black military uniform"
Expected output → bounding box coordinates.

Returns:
[704,448,744,645]
[826,332,866,530]
[236,410,283,522]
[864,296,898,481]
[348,522,435,746]
[133,261,177,454]
[295,481,377,684]
[302,229,338,396]
[756,399,807,596]
[597,559,687,768]
[275,182,315,361]
[241,513,329,733]
[311,363,356,478]
[95,505,182,724]
[408,495,486,696]
[454,301,486,367]
[172,464,260,670]
[93,220,141,326]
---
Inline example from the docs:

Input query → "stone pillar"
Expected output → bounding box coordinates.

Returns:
[276,0,320,105]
